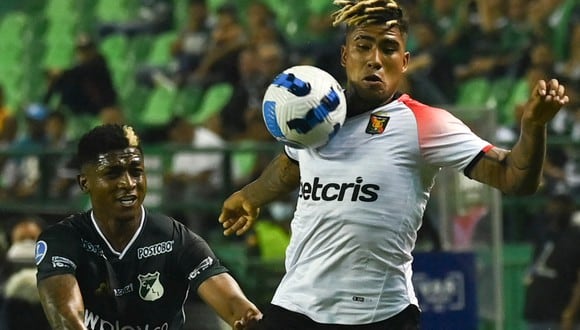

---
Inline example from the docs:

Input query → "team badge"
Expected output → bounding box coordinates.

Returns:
[138,272,164,301]
[365,114,390,134]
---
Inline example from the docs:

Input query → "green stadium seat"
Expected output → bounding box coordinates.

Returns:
[207,0,229,13]
[0,69,25,110]
[139,85,178,126]
[0,46,23,71]
[95,0,131,21]
[128,35,153,63]
[100,34,130,60]
[231,140,259,183]
[485,76,516,126]
[189,83,233,124]
[44,0,77,24]
[42,42,75,69]
[0,11,30,38]
[66,114,101,140]
[501,79,531,126]
[455,77,491,109]
[121,84,150,124]
[146,31,178,66]
[173,85,204,117]
[42,19,77,46]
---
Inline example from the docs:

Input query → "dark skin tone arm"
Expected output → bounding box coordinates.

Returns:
[38,274,86,330]
[219,152,300,236]
[468,79,569,195]
[198,273,262,329]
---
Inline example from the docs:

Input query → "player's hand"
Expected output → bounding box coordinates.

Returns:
[219,190,260,236]
[524,79,569,126]
[232,308,263,329]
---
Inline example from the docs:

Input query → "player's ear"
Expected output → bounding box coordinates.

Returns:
[340,45,347,67]
[78,175,88,193]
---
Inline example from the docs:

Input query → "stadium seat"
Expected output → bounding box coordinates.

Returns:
[95,0,131,22]
[0,12,31,58]
[485,76,515,125]
[207,0,229,13]
[121,84,150,124]
[0,44,23,71]
[100,34,130,60]
[189,83,233,124]
[173,85,205,117]
[0,69,25,110]
[139,85,178,127]
[128,35,153,63]
[43,0,77,24]
[0,11,30,38]
[455,77,491,109]
[231,140,259,183]
[42,41,75,69]
[501,79,531,127]
[145,31,179,66]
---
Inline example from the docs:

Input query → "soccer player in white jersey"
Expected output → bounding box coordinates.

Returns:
[218,0,570,329]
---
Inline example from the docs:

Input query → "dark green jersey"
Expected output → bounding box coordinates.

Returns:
[35,207,228,330]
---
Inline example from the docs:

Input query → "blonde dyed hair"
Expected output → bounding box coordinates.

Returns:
[331,0,407,33]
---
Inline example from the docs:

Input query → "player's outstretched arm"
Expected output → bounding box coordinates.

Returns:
[469,79,569,195]
[38,274,87,330]
[219,152,300,236]
[198,273,262,329]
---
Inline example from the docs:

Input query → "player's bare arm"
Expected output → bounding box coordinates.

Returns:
[561,270,580,329]
[198,273,262,329]
[219,152,300,236]
[38,274,86,330]
[468,79,569,194]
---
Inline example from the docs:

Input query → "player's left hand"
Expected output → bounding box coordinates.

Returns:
[233,308,263,329]
[524,79,569,126]
[219,190,260,236]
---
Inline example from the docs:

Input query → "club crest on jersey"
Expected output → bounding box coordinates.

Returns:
[138,272,164,301]
[366,114,390,135]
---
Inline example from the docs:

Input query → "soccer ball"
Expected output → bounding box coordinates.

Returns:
[262,65,347,149]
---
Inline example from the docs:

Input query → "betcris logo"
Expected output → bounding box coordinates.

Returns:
[299,177,379,202]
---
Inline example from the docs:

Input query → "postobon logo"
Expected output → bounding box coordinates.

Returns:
[137,241,174,259]
[138,272,164,301]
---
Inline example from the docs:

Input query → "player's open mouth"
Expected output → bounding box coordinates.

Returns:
[118,196,137,206]
[363,75,383,84]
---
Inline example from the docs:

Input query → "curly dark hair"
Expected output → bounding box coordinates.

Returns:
[331,0,408,36]
[76,124,142,168]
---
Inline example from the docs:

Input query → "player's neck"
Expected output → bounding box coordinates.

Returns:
[92,210,142,251]
[345,90,397,117]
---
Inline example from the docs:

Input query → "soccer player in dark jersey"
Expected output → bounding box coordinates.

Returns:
[35,124,262,330]
[217,0,570,329]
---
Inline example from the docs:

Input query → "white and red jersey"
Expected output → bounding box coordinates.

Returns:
[273,94,493,324]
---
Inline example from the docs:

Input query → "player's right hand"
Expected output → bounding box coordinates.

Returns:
[232,307,263,329]
[219,190,260,236]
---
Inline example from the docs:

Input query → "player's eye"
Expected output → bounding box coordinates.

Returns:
[129,168,144,177]
[356,43,371,51]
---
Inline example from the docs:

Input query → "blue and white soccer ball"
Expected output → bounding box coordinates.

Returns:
[262,65,347,149]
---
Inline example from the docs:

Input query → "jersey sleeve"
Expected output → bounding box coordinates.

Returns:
[173,224,229,290]
[284,145,300,162]
[409,101,493,172]
[35,224,82,281]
